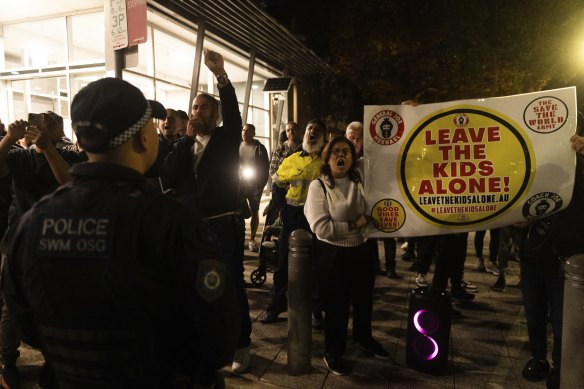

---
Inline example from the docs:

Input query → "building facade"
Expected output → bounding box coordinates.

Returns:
[0,0,329,153]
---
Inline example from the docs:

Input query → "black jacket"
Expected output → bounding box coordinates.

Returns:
[551,155,584,257]
[240,139,270,191]
[5,146,86,226]
[2,162,240,388]
[161,83,242,218]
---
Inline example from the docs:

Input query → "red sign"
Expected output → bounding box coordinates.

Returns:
[126,0,147,46]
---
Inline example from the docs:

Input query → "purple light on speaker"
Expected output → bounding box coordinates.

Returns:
[413,310,425,333]
[413,309,440,335]
[414,335,439,360]
[426,336,439,360]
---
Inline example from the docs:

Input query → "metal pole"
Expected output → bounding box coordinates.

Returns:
[287,229,313,375]
[114,48,125,79]
[189,17,206,109]
[561,254,584,388]
[273,96,285,151]
[242,48,256,124]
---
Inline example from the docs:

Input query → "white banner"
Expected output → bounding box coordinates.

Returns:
[364,87,577,237]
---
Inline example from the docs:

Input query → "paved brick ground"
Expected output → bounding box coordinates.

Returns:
[222,233,546,389]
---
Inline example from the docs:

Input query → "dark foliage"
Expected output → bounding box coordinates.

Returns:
[259,0,584,124]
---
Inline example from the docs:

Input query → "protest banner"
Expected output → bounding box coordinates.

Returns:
[364,87,577,237]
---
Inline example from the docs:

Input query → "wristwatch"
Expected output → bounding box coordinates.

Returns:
[216,73,229,85]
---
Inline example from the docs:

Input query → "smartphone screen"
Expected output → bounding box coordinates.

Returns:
[28,113,43,127]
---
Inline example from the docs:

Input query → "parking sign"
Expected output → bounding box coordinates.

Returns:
[110,0,128,50]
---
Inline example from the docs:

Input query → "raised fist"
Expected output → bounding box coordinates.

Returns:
[204,49,225,76]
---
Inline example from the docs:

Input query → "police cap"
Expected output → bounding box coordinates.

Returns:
[71,77,166,153]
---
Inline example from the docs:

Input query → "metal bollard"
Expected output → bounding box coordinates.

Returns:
[287,229,313,375]
[561,254,584,389]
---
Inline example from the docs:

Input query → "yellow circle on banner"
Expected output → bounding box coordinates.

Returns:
[398,106,534,226]
[371,199,406,232]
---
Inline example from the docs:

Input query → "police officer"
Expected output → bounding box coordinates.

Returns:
[2,77,240,388]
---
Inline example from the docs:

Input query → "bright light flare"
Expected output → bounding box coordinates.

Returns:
[242,166,255,179]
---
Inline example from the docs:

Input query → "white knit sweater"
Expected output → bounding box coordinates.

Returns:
[304,175,367,247]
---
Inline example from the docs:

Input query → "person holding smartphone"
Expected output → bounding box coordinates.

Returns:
[0,111,86,388]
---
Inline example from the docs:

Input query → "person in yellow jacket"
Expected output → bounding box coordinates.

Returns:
[259,119,326,324]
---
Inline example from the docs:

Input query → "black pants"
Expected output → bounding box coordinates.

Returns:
[432,233,469,291]
[520,258,564,365]
[366,238,396,272]
[206,215,251,348]
[315,240,375,358]
[267,205,311,313]
[415,235,437,274]
[496,226,515,272]
[0,253,21,366]
[474,228,500,261]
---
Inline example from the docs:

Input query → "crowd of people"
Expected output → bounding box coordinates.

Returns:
[0,48,581,389]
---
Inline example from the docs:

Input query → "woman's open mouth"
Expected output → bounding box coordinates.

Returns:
[336,159,345,168]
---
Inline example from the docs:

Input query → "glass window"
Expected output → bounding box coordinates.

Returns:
[133,26,154,76]
[11,77,66,115]
[57,77,70,119]
[232,81,247,106]
[122,71,154,99]
[251,108,270,152]
[198,56,249,103]
[70,72,105,98]
[11,91,25,123]
[69,12,105,64]
[153,29,195,87]
[155,81,190,112]
[0,82,9,122]
[0,8,284,148]
[10,76,70,136]
[250,80,267,108]
[3,18,67,70]
[197,66,215,95]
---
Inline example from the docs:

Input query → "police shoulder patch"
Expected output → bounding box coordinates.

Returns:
[196,259,226,302]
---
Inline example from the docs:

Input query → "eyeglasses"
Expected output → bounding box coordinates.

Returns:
[331,148,351,157]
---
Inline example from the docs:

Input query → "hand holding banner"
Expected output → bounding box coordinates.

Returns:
[364,87,577,237]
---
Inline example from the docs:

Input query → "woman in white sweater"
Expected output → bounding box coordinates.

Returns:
[304,136,388,376]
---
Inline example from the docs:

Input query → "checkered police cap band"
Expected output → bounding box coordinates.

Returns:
[72,102,152,152]
[108,104,152,149]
